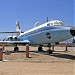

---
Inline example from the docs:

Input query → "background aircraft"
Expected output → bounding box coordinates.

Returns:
[61,37,75,44]
[0,20,75,53]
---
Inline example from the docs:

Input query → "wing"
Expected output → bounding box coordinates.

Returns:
[0,31,20,34]
[0,40,30,45]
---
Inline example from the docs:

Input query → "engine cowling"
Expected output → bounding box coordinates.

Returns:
[13,36,18,41]
[3,36,18,41]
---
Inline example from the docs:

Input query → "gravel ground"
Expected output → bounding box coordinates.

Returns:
[0,46,74,75]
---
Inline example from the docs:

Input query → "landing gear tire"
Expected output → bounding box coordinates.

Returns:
[38,46,43,52]
[47,50,53,54]
[14,46,19,52]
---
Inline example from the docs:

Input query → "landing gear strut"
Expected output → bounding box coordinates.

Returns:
[14,45,19,52]
[38,45,43,52]
[47,50,53,54]
[47,44,53,54]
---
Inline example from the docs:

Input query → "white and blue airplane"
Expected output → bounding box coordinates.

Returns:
[0,20,75,52]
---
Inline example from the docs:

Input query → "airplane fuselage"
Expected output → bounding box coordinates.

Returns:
[18,20,74,45]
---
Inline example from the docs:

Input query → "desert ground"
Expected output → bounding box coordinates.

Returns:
[0,46,74,75]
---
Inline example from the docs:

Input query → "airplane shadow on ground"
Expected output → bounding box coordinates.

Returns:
[4,50,75,60]
[4,50,35,54]
[35,50,75,60]
[3,51,25,53]
[50,53,75,60]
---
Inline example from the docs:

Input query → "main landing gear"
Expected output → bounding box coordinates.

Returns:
[47,49,53,54]
[47,44,53,54]
[14,45,19,52]
[38,45,43,52]
[38,44,53,54]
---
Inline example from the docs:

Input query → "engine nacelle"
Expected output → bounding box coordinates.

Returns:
[3,36,18,41]
[13,36,18,41]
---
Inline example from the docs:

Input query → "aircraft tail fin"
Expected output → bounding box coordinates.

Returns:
[16,20,23,36]
[16,20,21,32]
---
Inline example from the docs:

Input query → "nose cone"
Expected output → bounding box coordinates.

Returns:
[70,27,75,36]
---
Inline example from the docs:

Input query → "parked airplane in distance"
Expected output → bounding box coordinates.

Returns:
[0,20,75,53]
[61,37,75,44]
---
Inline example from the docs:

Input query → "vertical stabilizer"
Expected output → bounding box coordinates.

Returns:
[16,20,21,36]
[16,20,21,32]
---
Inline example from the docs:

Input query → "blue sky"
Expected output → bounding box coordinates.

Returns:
[0,0,74,38]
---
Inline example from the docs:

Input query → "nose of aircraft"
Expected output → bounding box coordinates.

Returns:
[70,27,75,36]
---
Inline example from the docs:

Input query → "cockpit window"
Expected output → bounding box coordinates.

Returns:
[47,20,64,26]
[59,22,64,25]
[53,21,64,25]
[54,22,59,25]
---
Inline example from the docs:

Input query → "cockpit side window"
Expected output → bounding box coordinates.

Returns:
[59,22,64,25]
[54,22,59,25]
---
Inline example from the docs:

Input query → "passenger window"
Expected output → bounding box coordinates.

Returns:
[34,30,36,33]
[47,23,50,26]
[51,23,53,25]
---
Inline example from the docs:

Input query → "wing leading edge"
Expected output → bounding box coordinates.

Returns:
[0,40,30,45]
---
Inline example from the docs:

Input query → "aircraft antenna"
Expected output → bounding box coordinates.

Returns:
[47,17,49,22]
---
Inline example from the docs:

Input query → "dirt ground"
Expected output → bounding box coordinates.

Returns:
[0,46,74,75]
